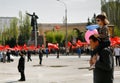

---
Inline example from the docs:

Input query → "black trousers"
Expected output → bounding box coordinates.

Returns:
[115,56,120,66]
[7,55,11,62]
[46,54,48,58]
[39,57,42,65]
[27,55,32,62]
[57,54,59,58]
[20,71,25,80]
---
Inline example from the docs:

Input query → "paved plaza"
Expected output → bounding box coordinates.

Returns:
[0,54,120,83]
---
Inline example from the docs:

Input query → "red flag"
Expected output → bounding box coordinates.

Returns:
[48,43,59,50]
[0,45,4,50]
[68,42,72,47]
[55,25,60,30]
[28,45,36,50]
[4,45,10,50]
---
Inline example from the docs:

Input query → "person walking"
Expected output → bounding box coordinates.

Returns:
[89,35,114,83]
[114,45,120,66]
[3,51,6,63]
[6,50,11,63]
[77,47,81,58]
[66,48,69,56]
[46,48,49,58]
[38,48,43,65]
[27,50,32,62]
[57,49,60,59]
[18,52,25,81]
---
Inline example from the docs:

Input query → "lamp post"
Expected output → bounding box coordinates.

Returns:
[57,0,68,55]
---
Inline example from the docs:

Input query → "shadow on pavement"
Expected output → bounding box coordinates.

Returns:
[33,64,43,67]
[49,65,68,68]
[5,81,19,83]
[78,67,90,70]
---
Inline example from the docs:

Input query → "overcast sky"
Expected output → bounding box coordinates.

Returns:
[0,0,101,23]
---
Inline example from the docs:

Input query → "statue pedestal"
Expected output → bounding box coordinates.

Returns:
[27,30,44,46]
[31,30,39,40]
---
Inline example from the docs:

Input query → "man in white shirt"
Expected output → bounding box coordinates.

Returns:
[114,45,120,66]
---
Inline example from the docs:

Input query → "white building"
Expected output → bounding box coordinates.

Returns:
[0,17,15,30]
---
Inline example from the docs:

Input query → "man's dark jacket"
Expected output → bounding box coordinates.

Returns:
[18,56,25,73]
[94,48,114,83]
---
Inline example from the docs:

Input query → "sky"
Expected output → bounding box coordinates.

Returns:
[0,0,101,23]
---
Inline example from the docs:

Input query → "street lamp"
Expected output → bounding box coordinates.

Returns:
[57,0,68,55]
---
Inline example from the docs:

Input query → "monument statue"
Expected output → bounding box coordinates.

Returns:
[26,12,39,31]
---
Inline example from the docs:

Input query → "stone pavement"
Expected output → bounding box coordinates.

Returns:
[0,55,120,83]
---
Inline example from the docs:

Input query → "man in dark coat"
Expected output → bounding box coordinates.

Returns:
[6,50,11,62]
[27,50,32,62]
[89,35,114,83]
[18,52,25,81]
[38,48,43,65]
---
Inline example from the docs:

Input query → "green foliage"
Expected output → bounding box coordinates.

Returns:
[18,11,32,45]
[101,0,120,37]
[114,26,120,36]
[5,37,17,47]
[73,28,85,41]
[0,18,19,47]
[101,0,120,28]
[0,11,31,47]
[0,29,2,44]
[45,31,64,44]
[45,31,56,43]
[45,28,85,46]
[10,17,19,39]
[54,31,64,44]
[67,30,73,41]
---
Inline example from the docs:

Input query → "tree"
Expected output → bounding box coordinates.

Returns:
[114,27,120,36]
[101,0,120,36]
[8,18,19,47]
[18,11,32,45]
[0,29,2,44]
[73,28,84,41]
[45,31,56,43]
[45,30,65,45]
[54,31,64,44]
[0,11,31,46]
[1,18,19,47]
[10,18,19,40]
[101,0,120,28]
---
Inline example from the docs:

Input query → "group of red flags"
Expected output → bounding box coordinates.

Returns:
[110,36,120,46]
[0,44,41,51]
[68,36,120,49]
[0,36,120,51]
[68,40,88,49]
